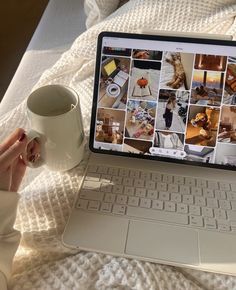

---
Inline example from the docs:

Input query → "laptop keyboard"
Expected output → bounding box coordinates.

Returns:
[76,164,236,233]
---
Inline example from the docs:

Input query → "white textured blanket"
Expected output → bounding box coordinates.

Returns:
[2,0,236,289]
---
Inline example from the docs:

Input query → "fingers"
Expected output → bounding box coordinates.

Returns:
[11,158,27,192]
[0,128,25,155]
[0,134,28,169]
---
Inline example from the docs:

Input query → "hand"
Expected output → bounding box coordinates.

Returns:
[0,128,28,192]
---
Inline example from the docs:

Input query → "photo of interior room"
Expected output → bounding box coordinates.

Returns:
[194,54,227,71]
[132,49,162,60]
[98,56,130,109]
[160,52,194,90]
[191,70,224,106]
[123,138,152,154]
[95,108,125,144]
[102,46,132,57]
[223,64,236,105]
[154,130,184,152]
[184,145,214,163]
[156,89,189,133]
[185,106,220,147]
[128,60,161,101]
[215,143,236,166]
[218,105,236,144]
[125,100,156,140]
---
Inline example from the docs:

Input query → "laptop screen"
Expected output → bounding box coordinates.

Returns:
[90,32,236,170]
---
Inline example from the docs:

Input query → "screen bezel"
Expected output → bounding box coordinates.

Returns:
[89,31,236,171]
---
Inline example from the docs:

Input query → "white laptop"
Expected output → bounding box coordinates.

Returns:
[63,31,236,275]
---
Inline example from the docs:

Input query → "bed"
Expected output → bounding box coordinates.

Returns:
[1,0,236,289]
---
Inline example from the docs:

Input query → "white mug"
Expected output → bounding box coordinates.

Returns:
[26,85,85,171]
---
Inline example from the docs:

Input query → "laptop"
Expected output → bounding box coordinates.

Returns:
[63,31,236,275]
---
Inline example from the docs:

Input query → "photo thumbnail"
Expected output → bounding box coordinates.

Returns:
[191,70,224,106]
[223,64,236,105]
[185,106,220,147]
[228,56,236,64]
[125,100,156,141]
[128,60,161,101]
[184,145,214,163]
[132,49,162,60]
[215,143,236,167]
[160,52,194,90]
[98,56,130,109]
[218,106,236,144]
[156,89,189,133]
[123,138,152,154]
[194,54,227,72]
[95,108,125,144]
[102,46,131,57]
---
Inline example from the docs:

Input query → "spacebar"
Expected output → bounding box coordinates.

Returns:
[127,207,188,225]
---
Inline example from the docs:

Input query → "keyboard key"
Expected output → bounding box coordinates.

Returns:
[218,224,231,232]
[194,196,206,207]
[76,199,88,209]
[119,168,130,177]
[189,205,201,216]
[162,174,173,183]
[116,194,128,205]
[207,198,218,209]
[215,190,226,200]
[177,203,188,214]
[214,208,227,220]
[202,188,214,198]
[108,167,119,176]
[128,196,139,207]
[85,173,100,182]
[159,191,170,201]
[231,184,236,191]
[112,176,123,185]
[226,191,236,201]
[80,190,104,201]
[191,187,202,196]
[104,193,116,203]
[147,190,158,200]
[185,177,196,186]
[168,184,179,193]
[145,180,156,190]
[140,171,151,180]
[124,186,135,196]
[171,193,181,203]
[156,182,167,191]
[219,182,231,191]
[135,188,146,198]
[231,201,236,210]
[219,199,231,210]
[152,200,163,210]
[174,175,184,185]
[227,210,236,221]
[190,216,203,227]
[134,179,145,188]
[127,207,188,224]
[202,207,213,218]
[196,178,207,188]
[180,185,190,195]
[140,198,151,209]
[88,200,100,211]
[151,172,162,182]
[204,217,216,229]
[208,180,219,190]
[83,181,101,191]
[100,174,112,183]
[100,183,112,193]
[113,184,124,194]
[129,169,140,179]
[164,201,176,212]
[100,202,112,213]
[97,166,108,174]
[182,195,194,205]
[87,165,98,173]
[112,204,126,215]
[123,177,134,187]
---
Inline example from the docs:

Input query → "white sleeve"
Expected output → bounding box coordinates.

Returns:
[0,191,21,290]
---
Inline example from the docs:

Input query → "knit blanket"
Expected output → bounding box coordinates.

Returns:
[1,0,236,289]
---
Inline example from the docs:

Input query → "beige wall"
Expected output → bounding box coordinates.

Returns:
[181,53,195,89]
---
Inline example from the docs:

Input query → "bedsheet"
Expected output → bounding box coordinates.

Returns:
[1,0,236,289]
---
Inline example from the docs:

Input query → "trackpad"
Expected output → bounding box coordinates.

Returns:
[125,220,199,265]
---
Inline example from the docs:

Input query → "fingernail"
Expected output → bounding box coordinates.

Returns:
[19,133,26,142]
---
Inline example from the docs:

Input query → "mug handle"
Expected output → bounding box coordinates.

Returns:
[23,130,45,168]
